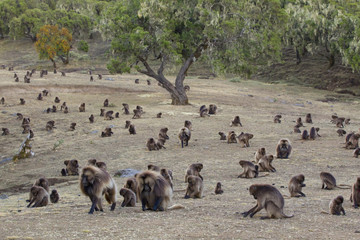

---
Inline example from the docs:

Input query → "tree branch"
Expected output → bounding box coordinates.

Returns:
[157,55,167,75]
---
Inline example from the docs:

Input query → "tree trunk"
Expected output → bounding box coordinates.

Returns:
[59,55,69,64]
[328,54,335,68]
[50,58,56,69]
[296,48,301,64]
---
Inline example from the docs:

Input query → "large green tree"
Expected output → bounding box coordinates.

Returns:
[107,0,287,105]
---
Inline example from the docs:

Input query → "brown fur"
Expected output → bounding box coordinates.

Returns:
[337,129,346,136]
[305,113,312,123]
[96,162,107,171]
[157,112,162,118]
[129,124,136,134]
[208,104,217,115]
[20,98,25,105]
[296,117,303,127]
[255,148,266,163]
[319,172,350,190]
[0,97,4,105]
[309,127,321,140]
[350,177,360,208]
[27,186,49,208]
[89,114,94,123]
[46,120,55,131]
[184,85,190,92]
[69,123,76,131]
[61,159,79,176]
[50,189,60,203]
[100,108,105,117]
[227,131,237,144]
[161,168,173,189]
[103,99,109,107]
[54,97,60,103]
[242,184,293,219]
[230,116,242,127]
[101,127,113,137]
[218,132,227,140]
[237,132,253,147]
[353,148,360,158]
[215,182,223,195]
[156,138,166,149]
[185,163,203,182]
[274,115,281,123]
[105,111,114,120]
[148,164,160,171]
[16,113,23,120]
[345,133,360,149]
[79,103,85,112]
[135,79,139,84]
[37,93,43,100]
[2,128,9,135]
[329,196,345,215]
[185,175,203,199]
[98,74,102,80]
[238,160,259,178]
[258,155,276,172]
[80,166,117,214]
[179,127,191,148]
[301,130,309,140]
[276,138,292,159]
[288,174,306,197]
[184,120,192,130]
[115,112,120,118]
[146,138,159,151]
[122,103,130,115]
[119,188,136,207]
[132,109,142,119]
[87,159,97,166]
[60,102,67,111]
[159,128,169,140]
[147,79,151,85]
[63,106,69,114]
[125,120,131,129]
[124,177,138,202]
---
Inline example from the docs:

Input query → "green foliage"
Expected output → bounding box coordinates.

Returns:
[52,139,64,151]
[77,40,89,52]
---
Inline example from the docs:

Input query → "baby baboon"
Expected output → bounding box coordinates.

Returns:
[37,93,43,100]
[353,148,360,158]
[274,115,282,123]
[60,102,67,111]
[147,79,151,85]
[309,127,321,140]
[90,76,94,81]
[135,79,139,84]
[100,108,105,117]
[98,74,102,80]
[87,159,97,166]
[185,163,203,182]
[215,182,223,195]
[345,133,360,149]
[276,138,292,159]
[61,159,79,176]
[0,97,5,104]
[115,112,119,118]
[238,132,253,147]
[320,172,351,190]
[227,131,237,144]
[129,124,136,134]
[125,120,131,129]
[148,164,160,171]
[301,130,309,140]
[16,113,23,120]
[159,128,169,140]
[157,112,162,118]
[208,104,217,115]
[178,127,191,148]
[238,160,259,178]
[329,196,345,215]
[296,117,303,127]
[218,132,227,140]
[337,129,346,136]
[54,97,60,103]
[103,99,109,107]
[80,166,117,214]
[2,128,9,136]
[50,189,60,203]
[63,106,69,114]
[230,116,242,127]
[184,85,190,92]
[27,186,49,208]
[119,188,136,207]
[122,103,130,115]
[242,184,293,219]
[89,114,94,123]
[70,123,76,131]
[146,138,159,151]
[350,177,360,208]
[258,155,276,172]
[105,110,114,120]
[79,103,85,112]
[101,127,113,137]
[255,148,266,163]
[20,98,25,105]
[160,168,173,189]
[185,175,203,199]
[132,109,142,119]
[288,174,306,197]
[184,120,192,130]
[46,120,55,131]
[305,113,312,123]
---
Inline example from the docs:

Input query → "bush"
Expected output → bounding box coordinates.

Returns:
[78,40,89,52]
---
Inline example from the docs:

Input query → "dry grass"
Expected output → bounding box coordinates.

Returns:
[1,69,360,239]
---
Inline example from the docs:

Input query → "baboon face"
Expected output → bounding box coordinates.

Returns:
[260,148,266,154]
[195,164,203,172]
[280,140,288,148]
[335,196,344,204]
[268,155,274,161]
[71,160,79,168]
[81,170,95,186]
[249,185,257,197]
[120,188,127,196]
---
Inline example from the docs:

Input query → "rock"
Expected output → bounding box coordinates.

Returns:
[0,194,8,199]
[114,169,141,178]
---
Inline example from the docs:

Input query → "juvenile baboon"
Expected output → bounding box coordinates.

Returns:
[20,98,25,105]
[63,106,69,114]
[119,188,136,207]
[336,118,345,128]
[129,124,136,134]
[37,93,43,100]
[50,189,60,203]
[2,128,9,135]
[238,132,253,147]
[90,76,94,81]
[61,159,80,176]
[135,79,139,84]
[89,114,94,123]
[103,99,109,107]
[147,79,151,85]
[54,97,60,103]
[208,104,217,115]
[329,196,345,215]
[350,177,360,208]
[46,108,51,114]
[242,184,293,219]
[105,110,114,120]
[100,108,105,117]
[230,116,242,127]
[115,112,120,118]
[255,148,266,163]
[185,163,203,182]
[227,131,237,144]
[160,168,173,189]
[125,120,131,129]
[274,115,282,123]
[276,139,292,159]
[238,160,259,178]
[24,76,30,83]
[185,175,203,199]
[80,166,117,214]
[87,159,97,166]
[178,127,191,148]
[148,164,160,171]
[0,97,4,104]
[288,174,306,197]
[215,182,224,195]
[46,120,55,131]
[301,130,309,140]
[27,186,49,208]
[98,74,102,80]
[146,138,159,151]
[157,112,162,118]
[305,113,312,123]
[296,117,303,127]
[60,102,67,111]
[70,123,76,131]
[52,105,57,113]
[320,172,351,190]
[353,148,360,158]
[124,177,138,197]
[159,128,169,140]
[79,103,85,112]
[16,113,23,120]
[184,85,190,92]
[219,132,227,140]
[337,129,346,136]
[101,127,113,137]
[258,155,276,172]
[184,120,192,130]
[122,103,130,115]
[309,127,321,140]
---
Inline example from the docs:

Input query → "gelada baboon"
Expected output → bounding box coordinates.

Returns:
[146,138,159,151]
[208,104,217,115]
[54,97,60,103]
[274,115,281,123]
[305,113,312,123]
[185,175,203,199]
[215,182,224,195]
[0,97,5,104]
[122,103,130,115]
[255,148,266,163]
[160,168,173,189]
[185,163,203,182]
[50,189,60,203]
[276,138,292,159]
[184,120,192,130]
[103,99,109,107]
[353,148,360,158]
[70,123,76,131]
[148,164,160,171]
[329,196,345,215]
[16,113,23,120]
[350,177,360,208]
[320,172,351,190]
[60,102,66,111]
[105,111,114,120]
[132,109,142,119]
[159,128,169,140]
[296,117,303,127]
[46,120,55,131]
[124,177,138,196]
[63,106,69,114]
[20,98,25,105]
[89,114,94,123]
[242,184,293,219]
[79,103,85,112]
[101,127,113,137]
[309,127,321,140]
[218,132,226,140]
[156,138,166,149]
[157,112,162,118]
[100,108,105,117]
[129,124,136,134]
[115,112,120,118]
[238,160,258,178]
[61,159,79,176]
[2,128,9,136]
[178,127,191,148]
[238,132,253,147]
[32,177,49,193]
[230,116,242,127]
[345,133,360,149]
[288,174,306,197]
[119,188,136,207]
[125,120,131,129]
[258,155,275,172]
[337,129,346,136]
[37,93,43,100]
[301,130,309,140]
[27,186,49,208]
[227,131,237,144]
[80,166,117,214]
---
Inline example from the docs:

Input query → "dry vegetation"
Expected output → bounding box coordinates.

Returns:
[1,68,360,239]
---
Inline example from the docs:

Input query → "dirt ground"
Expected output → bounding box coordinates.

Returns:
[1,68,360,240]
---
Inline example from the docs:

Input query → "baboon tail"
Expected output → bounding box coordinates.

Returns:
[181,140,184,148]
[167,204,185,210]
